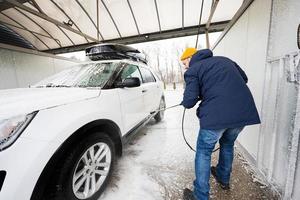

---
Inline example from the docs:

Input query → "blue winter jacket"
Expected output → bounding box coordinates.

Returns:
[181,49,261,130]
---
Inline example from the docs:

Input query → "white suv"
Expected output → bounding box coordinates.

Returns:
[0,46,165,200]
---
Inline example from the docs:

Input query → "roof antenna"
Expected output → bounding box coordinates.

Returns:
[195,0,204,48]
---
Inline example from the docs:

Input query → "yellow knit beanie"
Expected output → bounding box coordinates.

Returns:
[180,48,197,61]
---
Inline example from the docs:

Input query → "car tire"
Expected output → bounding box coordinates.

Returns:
[154,97,166,122]
[45,133,115,200]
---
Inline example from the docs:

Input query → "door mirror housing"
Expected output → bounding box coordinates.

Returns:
[115,77,141,88]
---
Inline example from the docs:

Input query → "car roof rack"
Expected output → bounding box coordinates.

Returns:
[85,43,148,64]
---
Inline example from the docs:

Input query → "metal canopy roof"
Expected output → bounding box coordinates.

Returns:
[0,0,243,54]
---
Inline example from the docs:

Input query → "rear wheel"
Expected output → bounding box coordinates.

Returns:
[46,133,115,200]
[154,97,166,122]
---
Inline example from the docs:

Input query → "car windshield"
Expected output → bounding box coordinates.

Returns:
[33,62,119,88]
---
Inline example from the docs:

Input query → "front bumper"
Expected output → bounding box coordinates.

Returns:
[0,137,58,200]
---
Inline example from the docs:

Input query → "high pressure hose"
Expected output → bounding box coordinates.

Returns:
[159,104,220,153]
[181,108,196,152]
[181,108,219,153]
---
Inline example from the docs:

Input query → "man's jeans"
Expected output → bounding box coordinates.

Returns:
[193,127,244,200]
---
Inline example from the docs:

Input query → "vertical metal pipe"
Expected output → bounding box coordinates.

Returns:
[153,0,161,32]
[182,0,184,29]
[266,58,284,181]
[195,0,204,48]
[205,0,219,49]
[205,30,210,49]
[127,0,140,35]
[97,0,99,41]
[283,53,300,200]
[205,0,219,30]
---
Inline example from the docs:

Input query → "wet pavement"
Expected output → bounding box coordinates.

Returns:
[100,90,280,200]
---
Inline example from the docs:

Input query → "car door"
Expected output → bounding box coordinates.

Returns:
[115,64,146,133]
[139,66,161,115]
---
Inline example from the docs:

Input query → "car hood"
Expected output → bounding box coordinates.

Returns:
[0,88,100,120]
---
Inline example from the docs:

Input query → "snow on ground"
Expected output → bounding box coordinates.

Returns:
[100,88,279,200]
[100,87,197,200]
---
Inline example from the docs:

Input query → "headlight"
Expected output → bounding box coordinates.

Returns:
[0,112,37,151]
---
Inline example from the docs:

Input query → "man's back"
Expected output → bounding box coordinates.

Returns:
[182,49,260,129]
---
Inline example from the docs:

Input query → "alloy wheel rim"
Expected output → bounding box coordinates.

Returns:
[72,142,111,199]
[160,100,165,118]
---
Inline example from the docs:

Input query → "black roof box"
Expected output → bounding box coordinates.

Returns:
[85,43,147,64]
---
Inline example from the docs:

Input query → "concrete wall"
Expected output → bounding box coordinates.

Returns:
[214,0,300,199]
[266,0,300,199]
[0,44,77,89]
[267,0,300,58]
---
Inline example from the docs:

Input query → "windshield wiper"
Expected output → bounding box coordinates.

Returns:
[53,85,71,88]
[44,83,71,88]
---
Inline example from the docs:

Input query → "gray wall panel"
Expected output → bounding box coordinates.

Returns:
[0,48,18,89]
[0,47,76,89]
[213,0,272,160]
[214,0,300,198]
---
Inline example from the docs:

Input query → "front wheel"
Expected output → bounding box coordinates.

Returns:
[46,133,115,200]
[154,97,166,122]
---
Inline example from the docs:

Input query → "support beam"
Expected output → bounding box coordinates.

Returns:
[0,42,80,62]
[50,0,89,43]
[205,30,210,49]
[0,22,39,50]
[30,0,44,14]
[127,0,140,35]
[4,0,98,42]
[75,0,103,40]
[57,26,75,46]
[205,0,219,30]
[101,0,122,38]
[212,0,254,49]
[153,0,161,32]
[182,0,184,29]
[0,0,28,12]
[44,21,229,54]
[195,0,205,48]
[0,12,50,49]
[0,20,51,41]
[96,0,99,41]
[14,7,62,47]
[0,12,53,40]
[28,0,74,45]
[205,0,219,49]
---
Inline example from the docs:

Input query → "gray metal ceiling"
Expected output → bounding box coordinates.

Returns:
[0,23,34,49]
[0,0,243,54]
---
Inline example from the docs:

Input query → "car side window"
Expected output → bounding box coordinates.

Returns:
[118,64,143,83]
[139,67,156,83]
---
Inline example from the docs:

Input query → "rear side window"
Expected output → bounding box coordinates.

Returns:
[139,67,156,83]
[118,64,143,83]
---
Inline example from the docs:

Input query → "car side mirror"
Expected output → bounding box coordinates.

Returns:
[115,77,141,88]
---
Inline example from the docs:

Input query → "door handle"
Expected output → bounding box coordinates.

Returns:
[142,89,147,93]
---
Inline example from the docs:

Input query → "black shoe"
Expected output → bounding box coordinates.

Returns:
[211,166,230,190]
[183,188,196,200]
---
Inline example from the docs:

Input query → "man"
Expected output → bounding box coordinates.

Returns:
[180,48,260,200]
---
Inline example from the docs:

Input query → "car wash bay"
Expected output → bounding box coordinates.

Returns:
[100,88,278,200]
[1,0,300,199]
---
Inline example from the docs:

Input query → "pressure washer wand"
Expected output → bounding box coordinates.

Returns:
[157,104,181,112]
